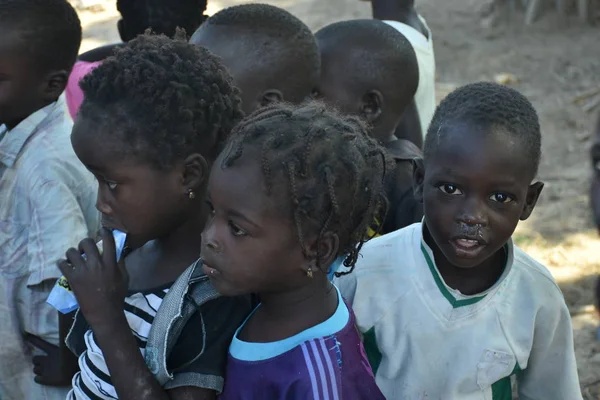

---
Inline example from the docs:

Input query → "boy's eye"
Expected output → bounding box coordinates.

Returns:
[490,193,513,204]
[438,184,462,195]
[106,181,118,190]
[228,221,247,237]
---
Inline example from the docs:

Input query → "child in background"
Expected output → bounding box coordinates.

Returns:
[361,0,436,139]
[190,4,321,115]
[336,82,583,399]
[201,102,387,399]
[0,1,99,399]
[315,19,423,234]
[38,33,251,399]
[316,19,420,146]
[66,0,208,118]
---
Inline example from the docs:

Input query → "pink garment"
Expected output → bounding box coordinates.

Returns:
[66,61,102,119]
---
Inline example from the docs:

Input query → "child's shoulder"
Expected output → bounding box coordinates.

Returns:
[508,244,566,307]
[511,244,562,293]
[357,222,421,266]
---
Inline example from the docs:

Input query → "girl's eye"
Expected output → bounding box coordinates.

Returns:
[438,184,462,195]
[490,193,514,204]
[107,181,118,190]
[229,221,247,237]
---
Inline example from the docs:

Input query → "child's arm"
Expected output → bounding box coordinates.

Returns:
[58,229,218,400]
[516,295,582,400]
[24,311,79,386]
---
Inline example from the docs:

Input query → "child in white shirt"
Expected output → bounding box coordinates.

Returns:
[336,82,582,399]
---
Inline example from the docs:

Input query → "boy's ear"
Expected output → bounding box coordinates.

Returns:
[303,232,340,275]
[360,90,383,124]
[520,181,544,220]
[182,153,209,194]
[412,157,425,203]
[260,89,283,107]
[43,70,69,102]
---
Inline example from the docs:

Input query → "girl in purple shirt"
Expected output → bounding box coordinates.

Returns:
[201,102,388,399]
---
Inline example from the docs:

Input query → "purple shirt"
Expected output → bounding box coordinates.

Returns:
[219,289,385,399]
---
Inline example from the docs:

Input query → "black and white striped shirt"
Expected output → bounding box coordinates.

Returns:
[68,288,168,400]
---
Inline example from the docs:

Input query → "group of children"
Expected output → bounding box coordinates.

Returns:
[0,0,587,399]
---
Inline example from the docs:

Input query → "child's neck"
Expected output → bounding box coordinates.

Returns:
[126,205,208,291]
[239,278,338,343]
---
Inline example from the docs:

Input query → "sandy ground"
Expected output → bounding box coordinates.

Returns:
[74,0,600,397]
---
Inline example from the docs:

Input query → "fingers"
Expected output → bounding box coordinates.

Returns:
[65,247,86,270]
[57,259,74,279]
[100,228,117,268]
[78,238,100,262]
[23,333,54,354]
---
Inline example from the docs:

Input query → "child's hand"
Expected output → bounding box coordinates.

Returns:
[58,228,129,327]
[24,333,78,387]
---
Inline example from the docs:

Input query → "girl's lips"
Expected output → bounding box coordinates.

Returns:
[202,262,219,277]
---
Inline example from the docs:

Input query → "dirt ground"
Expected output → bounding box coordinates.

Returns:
[75,0,600,396]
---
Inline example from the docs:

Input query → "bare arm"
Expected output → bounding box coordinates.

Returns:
[92,314,215,400]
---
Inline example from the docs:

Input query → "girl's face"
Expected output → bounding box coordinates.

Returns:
[71,117,193,245]
[200,151,310,297]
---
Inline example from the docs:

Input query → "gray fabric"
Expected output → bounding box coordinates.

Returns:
[145,259,220,386]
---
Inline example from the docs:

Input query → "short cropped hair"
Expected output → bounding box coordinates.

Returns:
[0,0,81,72]
[203,3,321,102]
[424,82,542,175]
[316,19,419,114]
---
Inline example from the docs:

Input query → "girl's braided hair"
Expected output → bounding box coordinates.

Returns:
[221,101,388,276]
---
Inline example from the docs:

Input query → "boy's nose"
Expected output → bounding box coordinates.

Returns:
[457,197,488,226]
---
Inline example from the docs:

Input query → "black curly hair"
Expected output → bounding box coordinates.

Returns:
[198,3,321,104]
[221,101,388,275]
[117,0,207,41]
[425,82,542,176]
[0,0,81,72]
[78,32,243,169]
[315,19,418,114]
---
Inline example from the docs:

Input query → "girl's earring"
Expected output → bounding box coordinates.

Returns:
[188,189,195,200]
[306,267,313,279]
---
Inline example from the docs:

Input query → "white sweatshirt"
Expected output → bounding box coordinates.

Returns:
[384,16,436,139]
[335,223,582,400]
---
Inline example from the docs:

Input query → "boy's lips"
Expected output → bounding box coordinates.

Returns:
[449,236,488,259]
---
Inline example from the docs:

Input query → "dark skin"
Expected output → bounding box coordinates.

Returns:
[360,0,429,39]
[190,25,290,115]
[413,123,543,295]
[591,114,600,234]
[31,116,215,399]
[316,41,421,146]
[200,151,339,343]
[361,0,429,146]
[0,29,69,130]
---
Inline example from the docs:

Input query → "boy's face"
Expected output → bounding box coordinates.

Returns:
[416,124,542,269]
[0,31,48,128]
[591,123,600,233]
